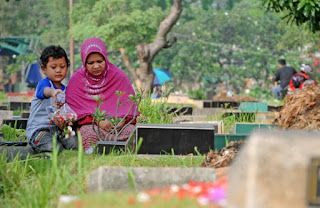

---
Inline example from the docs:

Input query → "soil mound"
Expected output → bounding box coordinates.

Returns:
[273,85,320,130]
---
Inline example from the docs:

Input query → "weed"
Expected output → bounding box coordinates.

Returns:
[0,122,27,142]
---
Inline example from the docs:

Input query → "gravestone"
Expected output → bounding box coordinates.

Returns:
[239,102,268,112]
[192,108,223,117]
[214,134,248,150]
[228,130,320,208]
[0,146,35,162]
[3,118,28,129]
[166,106,193,115]
[9,101,31,111]
[21,112,30,118]
[0,105,8,110]
[203,100,212,108]
[178,121,224,134]
[268,104,283,112]
[136,124,215,154]
[88,166,216,192]
[172,115,208,123]
[205,100,240,108]
[230,123,277,134]
[94,130,136,154]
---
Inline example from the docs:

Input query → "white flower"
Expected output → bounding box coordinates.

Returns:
[137,192,150,203]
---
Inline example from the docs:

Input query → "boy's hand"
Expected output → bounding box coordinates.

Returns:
[52,90,64,107]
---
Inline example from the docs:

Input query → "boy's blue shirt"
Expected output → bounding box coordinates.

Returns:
[36,77,66,99]
[26,77,66,141]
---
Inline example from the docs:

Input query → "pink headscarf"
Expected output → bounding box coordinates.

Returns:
[66,37,139,120]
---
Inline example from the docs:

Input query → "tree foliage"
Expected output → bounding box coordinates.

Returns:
[260,0,320,32]
[155,0,297,93]
[72,0,166,51]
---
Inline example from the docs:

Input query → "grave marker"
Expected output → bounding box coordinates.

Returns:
[136,124,215,154]
[228,130,320,208]
[88,166,216,192]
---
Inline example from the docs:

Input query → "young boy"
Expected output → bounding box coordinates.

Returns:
[26,45,77,153]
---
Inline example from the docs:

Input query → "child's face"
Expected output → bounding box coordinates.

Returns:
[41,57,68,87]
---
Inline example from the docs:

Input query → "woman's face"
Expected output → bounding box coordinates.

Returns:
[85,52,106,76]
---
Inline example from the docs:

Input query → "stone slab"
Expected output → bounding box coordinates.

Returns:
[0,110,13,119]
[88,166,216,192]
[178,121,224,133]
[228,130,320,208]
[0,110,13,126]
[172,115,209,123]
[192,108,224,117]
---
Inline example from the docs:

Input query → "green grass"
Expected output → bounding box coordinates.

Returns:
[138,95,174,124]
[215,110,256,133]
[0,146,204,208]
[0,123,27,142]
[0,91,7,102]
[13,109,22,116]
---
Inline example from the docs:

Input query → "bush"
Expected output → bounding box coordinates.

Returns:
[188,88,205,100]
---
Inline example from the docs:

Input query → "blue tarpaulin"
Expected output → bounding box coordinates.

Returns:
[25,63,42,87]
[153,68,172,86]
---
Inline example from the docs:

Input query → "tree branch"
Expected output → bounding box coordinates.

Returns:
[163,36,177,48]
[149,0,182,59]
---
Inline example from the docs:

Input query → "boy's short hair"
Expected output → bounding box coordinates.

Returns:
[40,45,70,68]
[278,59,286,66]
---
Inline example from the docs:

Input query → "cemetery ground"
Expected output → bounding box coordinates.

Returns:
[1,86,320,207]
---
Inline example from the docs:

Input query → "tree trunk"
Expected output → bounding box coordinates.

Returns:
[135,0,182,95]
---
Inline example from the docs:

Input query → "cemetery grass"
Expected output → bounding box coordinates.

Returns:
[0,149,204,208]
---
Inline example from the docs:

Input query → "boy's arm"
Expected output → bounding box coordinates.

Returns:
[43,87,63,99]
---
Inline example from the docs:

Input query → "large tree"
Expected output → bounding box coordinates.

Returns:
[72,0,182,94]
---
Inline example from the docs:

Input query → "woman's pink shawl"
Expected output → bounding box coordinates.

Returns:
[66,37,139,120]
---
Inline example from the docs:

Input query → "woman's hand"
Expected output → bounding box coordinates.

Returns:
[98,120,114,132]
[116,121,125,131]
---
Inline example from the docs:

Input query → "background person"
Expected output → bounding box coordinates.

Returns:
[288,64,317,93]
[271,59,297,99]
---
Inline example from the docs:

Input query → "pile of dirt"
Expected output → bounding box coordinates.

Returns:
[273,85,320,130]
[201,140,245,168]
[213,92,256,102]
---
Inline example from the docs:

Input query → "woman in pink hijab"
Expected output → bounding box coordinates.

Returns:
[66,37,139,154]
